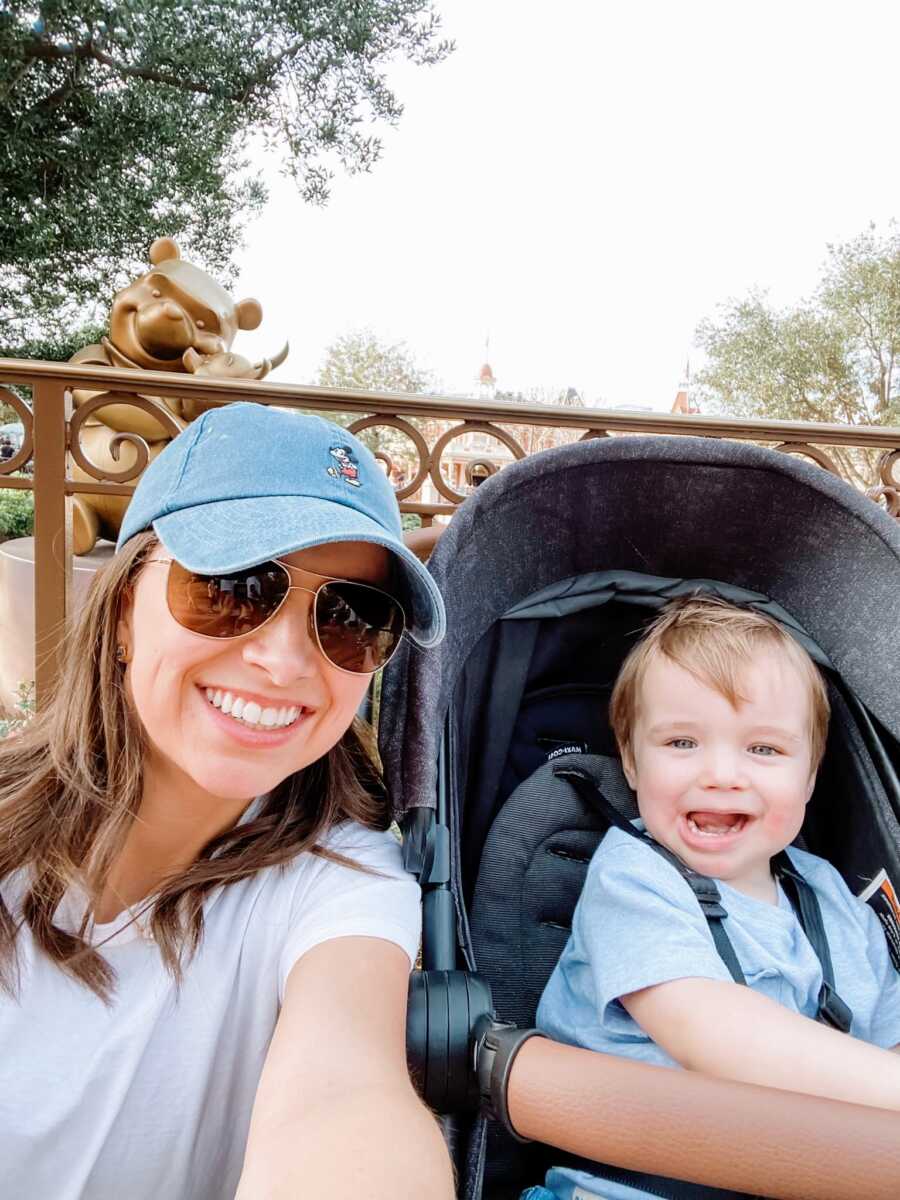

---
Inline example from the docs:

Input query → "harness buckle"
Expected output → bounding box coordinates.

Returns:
[818,982,853,1033]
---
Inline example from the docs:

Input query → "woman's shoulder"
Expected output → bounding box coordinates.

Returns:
[320,819,404,857]
[305,820,406,877]
[256,820,410,909]
[264,821,420,986]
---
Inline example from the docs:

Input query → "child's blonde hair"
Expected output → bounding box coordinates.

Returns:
[610,595,830,769]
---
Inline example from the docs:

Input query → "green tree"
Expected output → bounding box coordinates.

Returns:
[820,226,900,425]
[0,2,452,343]
[318,328,434,394]
[0,318,108,422]
[318,328,436,514]
[494,384,585,454]
[696,294,858,425]
[0,319,108,364]
[696,224,900,484]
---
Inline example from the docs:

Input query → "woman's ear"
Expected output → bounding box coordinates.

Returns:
[116,586,134,663]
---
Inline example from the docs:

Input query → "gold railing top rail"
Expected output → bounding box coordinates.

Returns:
[3,357,900,449]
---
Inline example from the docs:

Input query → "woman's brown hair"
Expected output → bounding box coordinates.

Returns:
[0,532,390,1000]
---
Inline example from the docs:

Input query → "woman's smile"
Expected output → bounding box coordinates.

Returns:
[198,684,311,747]
[202,684,307,729]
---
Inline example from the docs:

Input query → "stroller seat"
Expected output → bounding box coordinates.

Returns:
[471,752,634,1033]
[469,752,629,1198]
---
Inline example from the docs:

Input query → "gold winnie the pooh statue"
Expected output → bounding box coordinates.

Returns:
[69,237,289,554]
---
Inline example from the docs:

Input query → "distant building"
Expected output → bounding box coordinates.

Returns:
[671,360,700,414]
[478,360,497,401]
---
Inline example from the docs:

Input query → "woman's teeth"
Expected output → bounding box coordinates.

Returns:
[205,688,300,730]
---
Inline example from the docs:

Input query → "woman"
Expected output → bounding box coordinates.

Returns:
[0,402,454,1199]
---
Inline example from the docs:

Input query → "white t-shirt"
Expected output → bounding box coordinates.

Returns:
[0,821,420,1200]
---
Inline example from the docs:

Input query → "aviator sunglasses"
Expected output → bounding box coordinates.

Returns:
[151,557,406,674]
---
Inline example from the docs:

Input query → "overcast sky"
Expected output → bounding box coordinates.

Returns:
[233,0,900,411]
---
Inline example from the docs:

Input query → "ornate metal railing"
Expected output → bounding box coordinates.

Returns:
[1,357,899,704]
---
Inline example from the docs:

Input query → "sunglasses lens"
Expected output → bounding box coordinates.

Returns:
[314,581,405,673]
[167,561,290,638]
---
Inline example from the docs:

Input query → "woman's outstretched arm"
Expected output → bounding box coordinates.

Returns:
[236,936,454,1200]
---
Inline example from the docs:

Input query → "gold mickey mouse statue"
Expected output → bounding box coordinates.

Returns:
[69,237,288,554]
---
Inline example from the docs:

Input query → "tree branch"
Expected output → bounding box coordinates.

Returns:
[24,35,233,99]
[87,45,227,96]
[237,37,328,102]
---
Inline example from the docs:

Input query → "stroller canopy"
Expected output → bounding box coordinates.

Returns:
[381,435,900,815]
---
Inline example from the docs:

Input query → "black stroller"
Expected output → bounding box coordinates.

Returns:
[381,435,900,1199]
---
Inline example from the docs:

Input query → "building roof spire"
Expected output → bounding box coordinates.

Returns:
[671,357,699,414]
[478,333,496,391]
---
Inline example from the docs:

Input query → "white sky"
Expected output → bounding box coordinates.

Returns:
[233,0,900,411]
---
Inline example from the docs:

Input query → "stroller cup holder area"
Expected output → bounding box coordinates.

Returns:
[403,804,497,1114]
[406,967,494,1114]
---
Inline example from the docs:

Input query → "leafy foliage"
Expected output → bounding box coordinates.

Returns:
[0,318,108,421]
[697,294,859,425]
[0,489,34,541]
[696,224,900,485]
[0,319,108,363]
[0,2,452,343]
[318,327,434,394]
[696,225,900,428]
[317,328,436,474]
[492,385,585,456]
[0,680,35,739]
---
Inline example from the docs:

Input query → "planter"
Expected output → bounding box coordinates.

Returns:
[0,537,114,710]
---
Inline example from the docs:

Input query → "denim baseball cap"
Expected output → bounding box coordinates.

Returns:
[117,402,446,647]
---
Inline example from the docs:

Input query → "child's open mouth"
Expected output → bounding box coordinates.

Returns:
[684,811,748,840]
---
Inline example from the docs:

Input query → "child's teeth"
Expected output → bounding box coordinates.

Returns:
[221,692,233,714]
[260,707,277,727]
[688,813,744,836]
[231,697,245,718]
[242,701,262,724]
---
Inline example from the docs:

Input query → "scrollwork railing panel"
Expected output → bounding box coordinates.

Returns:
[428,421,527,505]
[68,393,184,485]
[0,386,34,477]
[772,442,842,475]
[346,415,430,501]
[3,357,898,711]
[0,360,898,525]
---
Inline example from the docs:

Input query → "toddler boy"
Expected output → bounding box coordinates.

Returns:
[528,596,900,1200]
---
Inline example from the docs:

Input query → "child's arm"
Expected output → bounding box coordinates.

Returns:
[622,977,900,1110]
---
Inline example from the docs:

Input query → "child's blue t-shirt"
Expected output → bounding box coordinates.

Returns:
[536,828,900,1200]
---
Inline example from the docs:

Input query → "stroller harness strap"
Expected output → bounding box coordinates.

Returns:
[555,769,853,1033]
[771,851,854,1033]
